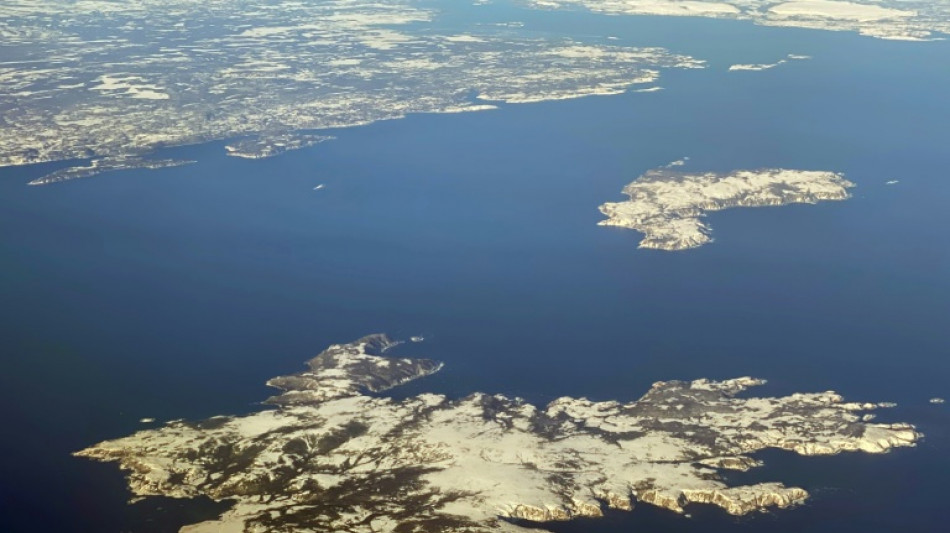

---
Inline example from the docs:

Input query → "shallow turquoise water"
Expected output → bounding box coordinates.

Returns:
[0,10,948,533]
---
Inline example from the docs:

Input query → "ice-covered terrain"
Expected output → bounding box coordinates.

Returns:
[77,335,919,533]
[599,167,855,250]
[526,0,950,40]
[0,0,702,182]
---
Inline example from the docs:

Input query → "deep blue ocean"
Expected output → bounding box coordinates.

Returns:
[0,7,947,533]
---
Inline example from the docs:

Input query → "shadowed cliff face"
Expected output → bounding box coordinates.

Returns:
[75,336,919,533]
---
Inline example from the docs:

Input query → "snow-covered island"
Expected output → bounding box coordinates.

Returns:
[225,134,335,160]
[77,335,919,533]
[598,168,855,250]
[728,53,811,71]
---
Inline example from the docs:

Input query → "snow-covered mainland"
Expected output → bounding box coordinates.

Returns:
[0,0,703,182]
[526,0,950,41]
